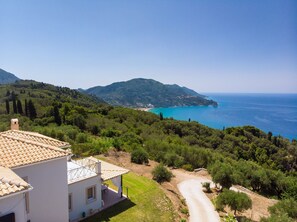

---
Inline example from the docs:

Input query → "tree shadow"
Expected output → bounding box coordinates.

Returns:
[236,215,254,222]
[82,199,136,222]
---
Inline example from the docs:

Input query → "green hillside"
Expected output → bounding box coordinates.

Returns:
[0,79,296,205]
[85,78,217,108]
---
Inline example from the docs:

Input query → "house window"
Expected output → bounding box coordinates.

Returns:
[86,186,96,204]
[68,193,72,211]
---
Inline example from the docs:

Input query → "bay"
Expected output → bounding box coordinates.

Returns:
[150,93,297,140]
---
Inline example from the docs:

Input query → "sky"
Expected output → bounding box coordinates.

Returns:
[0,0,296,93]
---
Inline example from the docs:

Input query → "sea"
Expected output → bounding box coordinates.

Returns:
[150,93,297,141]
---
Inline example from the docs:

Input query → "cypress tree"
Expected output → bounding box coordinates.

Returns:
[28,100,37,119]
[159,112,163,120]
[17,100,23,114]
[53,105,62,126]
[12,99,17,114]
[24,99,28,116]
[5,100,10,114]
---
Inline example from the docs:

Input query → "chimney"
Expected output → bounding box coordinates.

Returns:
[11,119,19,130]
[95,161,101,175]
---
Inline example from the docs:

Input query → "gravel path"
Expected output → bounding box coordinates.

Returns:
[178,178,220,222]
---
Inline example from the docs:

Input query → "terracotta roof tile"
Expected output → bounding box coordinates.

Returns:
[0,130,70,148]
[0,130,70,168]
[0,166,31,197]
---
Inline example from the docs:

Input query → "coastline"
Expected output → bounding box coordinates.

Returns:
[134,107,152,112]
[147,94,297,140]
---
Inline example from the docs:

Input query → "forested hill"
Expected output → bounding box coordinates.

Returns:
[0,68,20,84]
[0,79,296,204]
[84,78,218,108]
[0,80,105,118]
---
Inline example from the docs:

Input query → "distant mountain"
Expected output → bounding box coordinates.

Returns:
[85,78,217,108]
[0,68,20,84]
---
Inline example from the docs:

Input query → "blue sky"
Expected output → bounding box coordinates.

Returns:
[1,0,296,93]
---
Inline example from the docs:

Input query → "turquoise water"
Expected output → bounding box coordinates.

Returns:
[150,93,297,140]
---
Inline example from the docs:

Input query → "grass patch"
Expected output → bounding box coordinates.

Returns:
[83,172,175,222]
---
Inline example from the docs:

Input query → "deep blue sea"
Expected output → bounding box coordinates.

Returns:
[150,93,297,140]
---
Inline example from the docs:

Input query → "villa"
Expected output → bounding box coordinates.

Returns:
[0,119,129,222]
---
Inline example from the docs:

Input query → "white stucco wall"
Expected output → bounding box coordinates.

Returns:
[68,176,101,222]
[13,157,69,222]
[0,193,27,222]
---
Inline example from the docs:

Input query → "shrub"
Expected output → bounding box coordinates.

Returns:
[131,149,149,164]
[261,214,294,222]
[180,207,188,215]
[56,131,65,141]
[202,182,211,193]
[90,125,99,135]
[210,162,234,190]
[182,164,193,171]
[224,214,237,222]
[76,133,88,143]
[67,128,78,141]
[269,198,297,219]
[216,189,252,215]
[152,163,173,183]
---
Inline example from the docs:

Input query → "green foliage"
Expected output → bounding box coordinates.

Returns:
[76,133,88,143]
[17,100,23,114]
[83,172,175,222]
[0,79,296,203]
[202,182,211,193]
[261,214,294,222]
[159,112,163,120]
[5,99,9,114]
[53,105,62,126]
[267,198,297,220]
[182,164,194,171]
[90,125,99,135]
[85,78,218,108]
[131,148,149,165]
[216,189,252,215]
[12,98,17,114]
[28,99,37,119]
[152,163,173,183]
[224,214,237,222]
[180,207,188,215]
[210,162,234,189]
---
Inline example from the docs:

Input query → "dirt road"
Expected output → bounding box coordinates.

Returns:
[174,170,220,222]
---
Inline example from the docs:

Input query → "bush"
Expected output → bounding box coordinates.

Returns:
[216,189,252,215]
[269,198,297,219]
[202,182,211,193]
[224,214,237,222]
[180,207,188,215]
[76,133,88,143]
[152,163,173,183]
[182,164,193,171]
[209,162,234,190]
[131,149,149,164]
[261,214,294,222]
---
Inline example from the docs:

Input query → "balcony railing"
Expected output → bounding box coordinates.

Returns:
[67,158,99,183]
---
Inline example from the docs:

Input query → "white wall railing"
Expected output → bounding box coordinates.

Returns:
[67,158,100,183]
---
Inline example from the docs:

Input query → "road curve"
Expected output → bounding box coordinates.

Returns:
[178,178,220,222]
